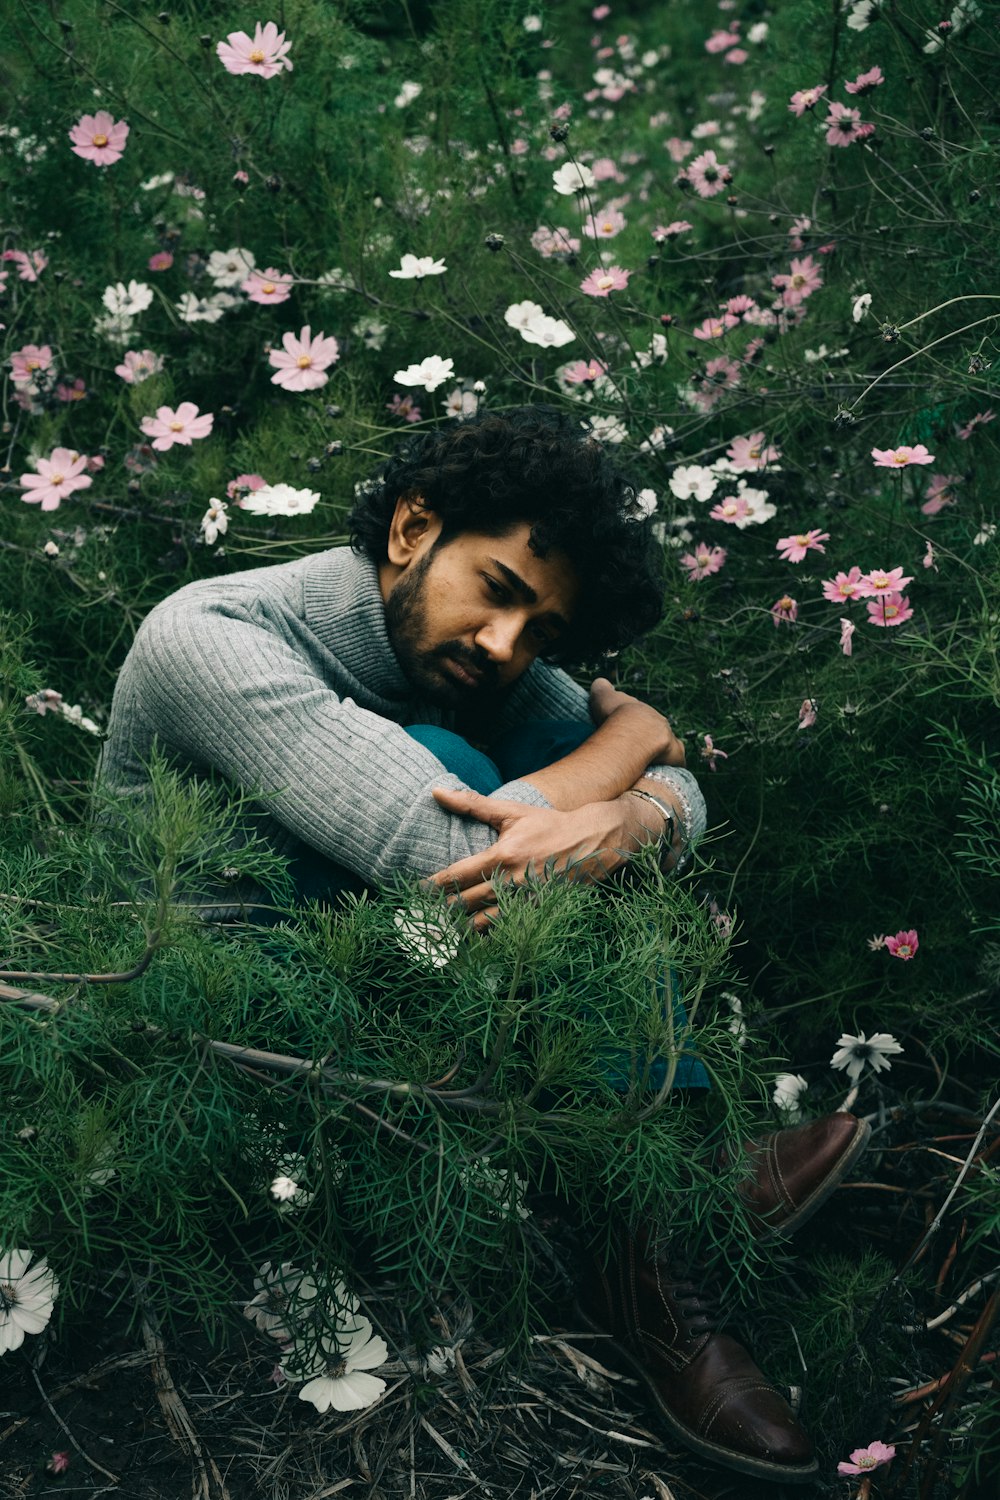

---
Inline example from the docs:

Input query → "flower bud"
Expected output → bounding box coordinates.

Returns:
[484,233,505,252]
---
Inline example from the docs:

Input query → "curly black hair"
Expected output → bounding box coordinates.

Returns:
[349,406,663,665]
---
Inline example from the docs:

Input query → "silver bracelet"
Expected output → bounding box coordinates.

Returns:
[624,787,675,853]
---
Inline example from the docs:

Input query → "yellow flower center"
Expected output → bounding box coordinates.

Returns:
[249,49,266,63]
[796,534,809,545]
[598,276,615,289]
[884,603,898,618]
[51,472,65,485]
[601,221,614,233]
[296,354,313,367]
[169,421,184,431]
[892,450,909,464]
[779,595,793,609]
[749,446,760,458]
[93,133,109,146]
[262,282,276,295]
[791,273,806,288]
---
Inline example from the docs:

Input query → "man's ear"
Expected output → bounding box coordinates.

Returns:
[385,492,443,568]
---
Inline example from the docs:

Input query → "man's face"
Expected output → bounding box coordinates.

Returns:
[383,520,580,708]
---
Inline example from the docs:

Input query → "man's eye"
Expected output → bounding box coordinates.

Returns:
[484,576,507,599]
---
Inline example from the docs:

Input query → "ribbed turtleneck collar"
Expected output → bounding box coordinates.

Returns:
[301,546,413,703]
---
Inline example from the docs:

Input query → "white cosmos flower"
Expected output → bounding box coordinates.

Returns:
[393,906,462,969]
[140,170,175,191]
[394,80,422,108]
[640,424,674,453]
[388,254,447,279]
[852,292,873,323]
[668,464,718,502]
[504,301,574,349]
[846,0,879,31]
[459,1158,531,1221]
[585,413,628,444]
[444,386,479,420]
[176,293,227,325]
[93,311,136,346]
[200,498,228,545]
[239,483,320,517]
[633,332,668,369]
[552,161,596,195]
[206,247,256,288]
[773,1073,809,1121]
[393,355,455,391]
[0,1249,59,1354]
[354,314,388,349]
[244,1261,318,1339]
[632,488,658,520]
[283,1315,388,1413]
[830,1030,904,1084]
[102,280,153,317]
[729,480,777,528]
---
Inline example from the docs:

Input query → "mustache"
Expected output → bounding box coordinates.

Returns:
[431,641,500,689]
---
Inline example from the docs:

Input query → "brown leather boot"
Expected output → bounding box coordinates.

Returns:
[575,1226,818,1483]
[734,1111,871,1240]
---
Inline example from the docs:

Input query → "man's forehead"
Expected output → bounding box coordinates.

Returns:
[473,523,580,618]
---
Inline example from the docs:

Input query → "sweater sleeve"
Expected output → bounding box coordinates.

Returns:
[129,600,550,885]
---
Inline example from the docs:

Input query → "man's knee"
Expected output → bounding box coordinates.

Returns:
[404,725,503,795]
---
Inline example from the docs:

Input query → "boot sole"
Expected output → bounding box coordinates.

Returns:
[754,1116,873,1242]
[571,1302,820,1483]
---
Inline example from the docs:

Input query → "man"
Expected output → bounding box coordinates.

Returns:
[99,406,867,1482]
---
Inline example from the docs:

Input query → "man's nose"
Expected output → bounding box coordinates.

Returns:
[475,614,522,663]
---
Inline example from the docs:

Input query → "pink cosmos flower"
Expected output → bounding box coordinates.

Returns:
[583,208,627,240]
[47,1453,71,1476]
[681,543,727,580]
[592,5,610,19]
[9,343,55,387]
[114,349,164,384]
[956,409,995,440]
[860,567,914,597]
[580,266,631,297]
[885,931,918,961]
[562,358,608,385]
[724,294,757,319]
[699,733,728,770]
[798,698,818,730]
[2,248,48,281]
[921,472,961,514]
[140,402,214,451]
[823,567,866,603]
[148,251,173,272]
[825,101,875,147]
[845,65,885,95]
[771,594,798,626]
[56,378,86,402]
[840,617,856,656]
[837,1441,896,1476]
[872,444,935,468]
[665,138,693,163]
[703,354,742,389]
[724,47,748,64]
[531,226,581,257]
[710,494,750,524]
[69,110,129,166]
[686,149,730,198]
[242,267,293,305]
[705,30,740,55]
[386,392,422,423]
[788,84,827,116]
[777,529,829,562]
[20,447,93,511]
[591,157,625,182]
[216,21,293,78]
[772,255,823,307]
[693,314,738,341]
[727,432,780,470]
[268,325,340,391]
[866,591,913,627]
[226,472,267,500]
[652,221,692,242]
[923,540,937,570]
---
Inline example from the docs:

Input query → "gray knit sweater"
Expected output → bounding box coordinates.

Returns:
[98,546,705,890]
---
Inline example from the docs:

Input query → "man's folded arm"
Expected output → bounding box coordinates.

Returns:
[129,605,552,886]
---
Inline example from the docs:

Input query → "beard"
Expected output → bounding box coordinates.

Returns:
[383,549,502,708]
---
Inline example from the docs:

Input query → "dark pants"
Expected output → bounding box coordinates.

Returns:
[285,720,708,1091]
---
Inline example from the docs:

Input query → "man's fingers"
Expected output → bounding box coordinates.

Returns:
[426,851,500,891]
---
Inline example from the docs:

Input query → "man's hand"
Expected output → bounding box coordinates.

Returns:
[427,785,651,931]
[588,677,686,767]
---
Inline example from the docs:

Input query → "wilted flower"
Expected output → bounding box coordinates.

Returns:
[798,698,818,730]
[771,594,799,626]
[837,1440,896,1476]
[699,733,728,770]
[69,110,129,166]
[200,499,228,546]
[840,618,856,656]
[47,1452,70,1476]
[217,21,293,78]
[140,403,214,451]
[830,1030,904,1083]
[240,483,320,517]
[0,1249,59,1354]
[852,292,873,322]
